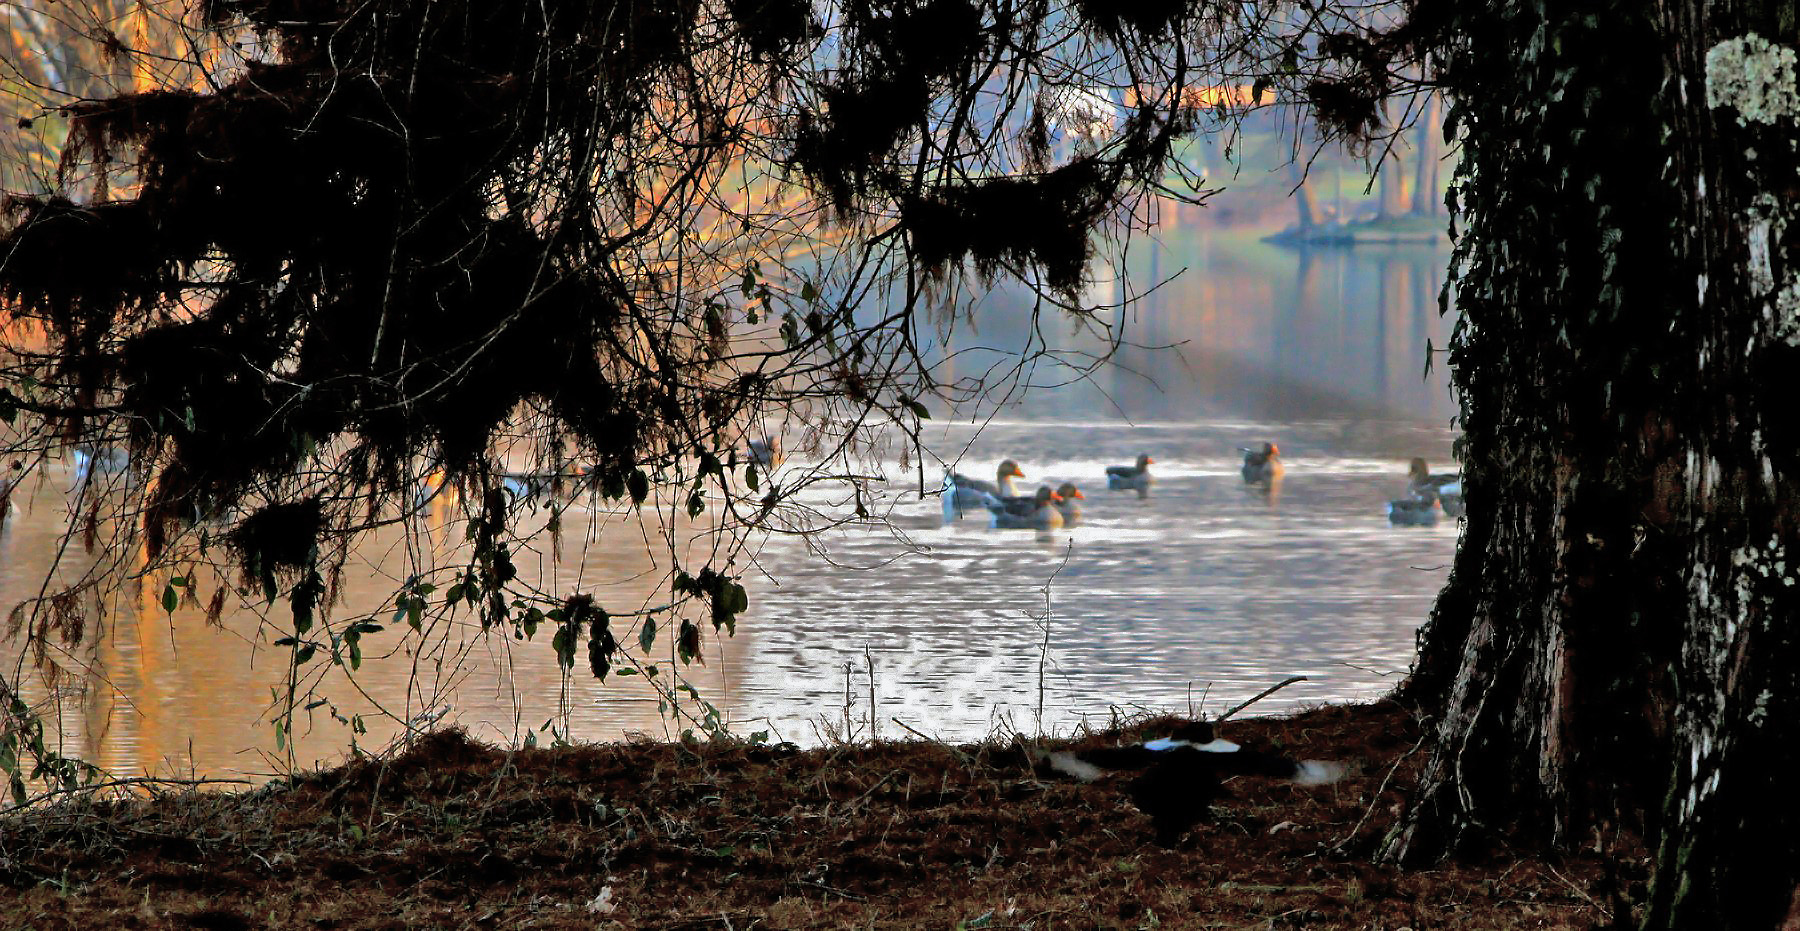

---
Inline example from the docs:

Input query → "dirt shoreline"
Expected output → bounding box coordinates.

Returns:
[1,701,1624,929]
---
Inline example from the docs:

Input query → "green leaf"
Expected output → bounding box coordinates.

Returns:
[629,469,650,504]
[552,627,575,670]
[687,491,705,518]
[161,585,178,614]
[800,280,819,304]
[349,638,362,670]
[639,618,656,653]
[294,644,316,665]
[746,463,759,492]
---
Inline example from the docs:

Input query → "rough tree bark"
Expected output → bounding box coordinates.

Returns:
[1390,1,1800,927]
[1641,3,1800,927]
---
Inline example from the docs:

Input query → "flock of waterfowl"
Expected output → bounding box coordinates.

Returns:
[944,444,1464,530]
[22,437,1464,533]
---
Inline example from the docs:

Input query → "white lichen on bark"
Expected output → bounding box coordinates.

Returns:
[1705,34,1800,125]
[1745,195,1800,345]
[1777,279,1800,345]
[1749,218,1776,294]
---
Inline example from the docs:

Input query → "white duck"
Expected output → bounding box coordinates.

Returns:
[943,460,1025,521]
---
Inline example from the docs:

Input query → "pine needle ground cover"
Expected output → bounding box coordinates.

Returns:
[0,703,1630,929]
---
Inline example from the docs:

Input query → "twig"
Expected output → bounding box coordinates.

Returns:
[890,717,972,764]
[1217,675,1309,722]
[1544,860,1612,923]
[1036,541,1074,732]
[1330,726,1426,854]
[12,775,256,809]
[864,644,877,741]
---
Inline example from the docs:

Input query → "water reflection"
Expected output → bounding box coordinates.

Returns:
[1,230,1458,780]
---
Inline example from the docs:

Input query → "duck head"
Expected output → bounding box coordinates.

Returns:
[1136,454,1154,469]
[1055,482,1085,500]
[998,459,1025,480]
[1408,457,1430,481]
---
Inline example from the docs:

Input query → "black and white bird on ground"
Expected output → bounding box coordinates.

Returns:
[1037,721,1345,845]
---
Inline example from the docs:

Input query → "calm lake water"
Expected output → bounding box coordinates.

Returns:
[2,225,1459,780]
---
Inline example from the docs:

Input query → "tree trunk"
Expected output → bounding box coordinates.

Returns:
[1408,93,1441,217]
[1289,158,1320,230]
[1640,3,1800,927]
[1376,101,1409,219]
[1392,0,1800,927]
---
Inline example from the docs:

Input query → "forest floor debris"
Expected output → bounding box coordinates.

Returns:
[0,702,1633,929]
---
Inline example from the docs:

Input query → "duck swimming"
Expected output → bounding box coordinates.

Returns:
[1240,443,1283,485]
[1105,454,1154,493]
[72,445,129,483]
[747,438,784,471]
[1039,720,1345,846]
[1052,482,1085,525]
[943,460,1025,521]
[499,465,587,505]
[1387,494,1441,526]
[986,485,1064,530]
[1408,458,1463,517]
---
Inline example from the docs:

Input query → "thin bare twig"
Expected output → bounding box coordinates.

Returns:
[1217,675,1310,723]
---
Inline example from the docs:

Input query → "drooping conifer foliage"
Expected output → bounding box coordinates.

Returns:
[0,0,1322,750]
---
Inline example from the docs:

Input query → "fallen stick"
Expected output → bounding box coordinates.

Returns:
[1217,675,1309,723]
